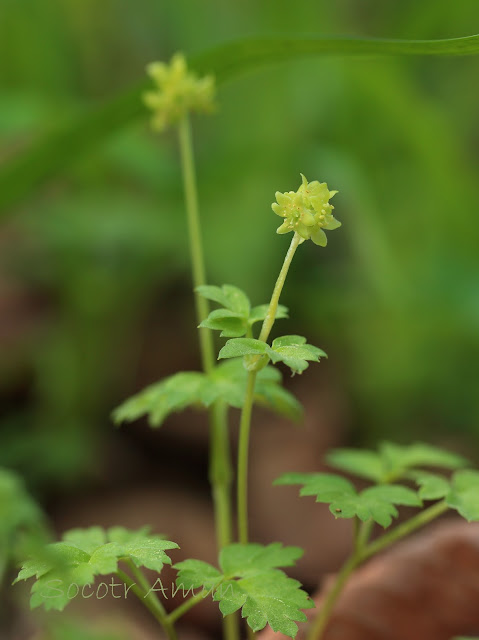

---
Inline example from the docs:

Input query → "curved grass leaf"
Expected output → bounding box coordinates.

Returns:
[2,34,479,213]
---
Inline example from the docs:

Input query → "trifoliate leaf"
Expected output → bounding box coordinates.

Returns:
[175,543,312,638]
[409,471,451,500]
[446,470,479,521]
[249,304,289,325]
[199,309,247,337]
[275,473,422,528]
[15,526,178,611]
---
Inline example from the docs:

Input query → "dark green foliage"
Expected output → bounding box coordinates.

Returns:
[175,543,312,637]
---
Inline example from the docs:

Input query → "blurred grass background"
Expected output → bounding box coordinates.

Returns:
[1,0,479,615]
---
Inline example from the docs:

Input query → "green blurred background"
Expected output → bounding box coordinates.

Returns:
[1,0,479,635]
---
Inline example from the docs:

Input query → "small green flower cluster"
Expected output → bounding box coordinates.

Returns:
[272,174,340,246]
[143,53,215,131]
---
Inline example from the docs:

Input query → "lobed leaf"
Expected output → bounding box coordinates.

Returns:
[199,309,247,337]
[327,442,467,484]
[113,359,302,427]
[15,526,178,611]
[275,472,422,528]
[196,284,250,315]
[409,471,451,500]
[175,543,311,638]
[112,372,210,427]
[446,470,479,522]
[326,449,384,481]
[269,335,327,375]
[218,338,267,360]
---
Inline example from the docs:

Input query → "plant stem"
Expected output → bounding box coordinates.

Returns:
[177,113,237,640]
[117,568,178,640]
[237,370,257,544]
[237,233,302,545]
[168,591,207,624]
[305,554,360,640]
[178,114,214,373]
[259,233,301,343]
[306,500,449,640]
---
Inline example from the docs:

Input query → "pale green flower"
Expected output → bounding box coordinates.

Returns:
[143,53,216,131]
[271,174,340,246]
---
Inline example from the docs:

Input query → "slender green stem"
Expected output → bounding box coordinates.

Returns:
[307,500,449,640]
[209,400,234,548]
[237,233,302,544]
[259,233,301,343]
[237,370,257,544]
[305,554,360,640]
[177,113,237,640]
[117,568,178,640]
[178,113,214,373]
[168,591,207,624]
[362,500,449,561]
[356,518,374,552]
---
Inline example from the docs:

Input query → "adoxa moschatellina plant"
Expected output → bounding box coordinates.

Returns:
[15,53,479,640]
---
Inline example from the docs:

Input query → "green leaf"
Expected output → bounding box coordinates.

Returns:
[175,543,312,638]
[409,471,451,500]
[219,543,303,577]
[199,309,247,337]
[379,442,467,476]
[0,467,47,581]
[249,304,289,325]
[327,442,467,484]
[274,472,355,499]
[218,338,268,360]
[112,371,211,427]
[275,472,422,528]
[268,335,327,375]
[446,470,479,521]
[326,449,384,482]
[196,284,250,315]
[3,34,479,214]
[327,485,422,528]
[15,526,178,611]
[113,359,302,428]
[174,559,223,591]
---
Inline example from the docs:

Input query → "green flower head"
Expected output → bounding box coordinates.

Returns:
[143,53,216,132]
[272,174,340,246]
